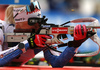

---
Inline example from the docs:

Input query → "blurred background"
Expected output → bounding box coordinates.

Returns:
[1,0,100,67]
[35,0,100,67]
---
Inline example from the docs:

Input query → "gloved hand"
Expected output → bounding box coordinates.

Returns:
[74,24,87,40]
[68,24,96,48]
[28,34,52,48]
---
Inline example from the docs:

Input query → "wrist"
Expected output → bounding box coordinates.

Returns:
[68,40,81,48]
[27,33,36,49]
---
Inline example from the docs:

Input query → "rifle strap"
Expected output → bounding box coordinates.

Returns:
[46,44,62,53]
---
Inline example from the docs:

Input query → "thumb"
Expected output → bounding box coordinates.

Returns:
[87,31,96,38]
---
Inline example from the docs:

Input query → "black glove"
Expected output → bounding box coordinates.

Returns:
[68,31,96,48]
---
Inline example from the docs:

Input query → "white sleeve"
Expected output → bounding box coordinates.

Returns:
[0,28,4,51]
[0,20,15,33]
[0,40,28,57]
[0,29,4,45]
[0,20,8,33]
[0,45,2,51]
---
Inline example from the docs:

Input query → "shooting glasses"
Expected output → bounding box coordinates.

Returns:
[26,1,41,12]
[13,1,41,19]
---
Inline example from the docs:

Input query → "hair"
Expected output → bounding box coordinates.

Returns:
[4,5,25,24]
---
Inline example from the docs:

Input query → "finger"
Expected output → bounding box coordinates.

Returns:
[41,41,46,45]
[79,24,82,36]
[41,38,47,42]
[82,25,87,37]
[87,31,96,37]
[75,25,79,36]
[41,35,52,39]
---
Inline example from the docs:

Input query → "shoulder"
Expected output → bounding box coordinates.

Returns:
[0,19,9,27]
[0,20,15,33]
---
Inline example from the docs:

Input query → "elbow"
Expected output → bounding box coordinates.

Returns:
[51,63,64,68]
[50,59,65,68]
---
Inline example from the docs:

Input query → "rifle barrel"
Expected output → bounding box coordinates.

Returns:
[86,26,100,29]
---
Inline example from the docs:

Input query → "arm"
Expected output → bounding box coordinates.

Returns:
[43,47,76,68]
[0,40,29,66]
[0,33,51,66]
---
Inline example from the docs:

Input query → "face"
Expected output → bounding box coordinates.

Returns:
[13,1,41,31]
[15,21,40,32]
[14,7,41,31]
[16,21,34,29]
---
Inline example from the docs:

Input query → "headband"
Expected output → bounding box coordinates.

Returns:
[13,7,41,23]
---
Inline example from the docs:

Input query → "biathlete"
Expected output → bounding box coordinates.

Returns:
[0,1,97,67]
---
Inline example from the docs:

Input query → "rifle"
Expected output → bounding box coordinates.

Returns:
[2,17,100,57]
[5,23,100,44]
[8,17,100,45]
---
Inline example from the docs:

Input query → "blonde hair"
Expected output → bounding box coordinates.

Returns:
[5,5,25,24]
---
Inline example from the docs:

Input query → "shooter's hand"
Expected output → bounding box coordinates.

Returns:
[74,24,87,40]
[28,34,52,48]
[68,24,96,48]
